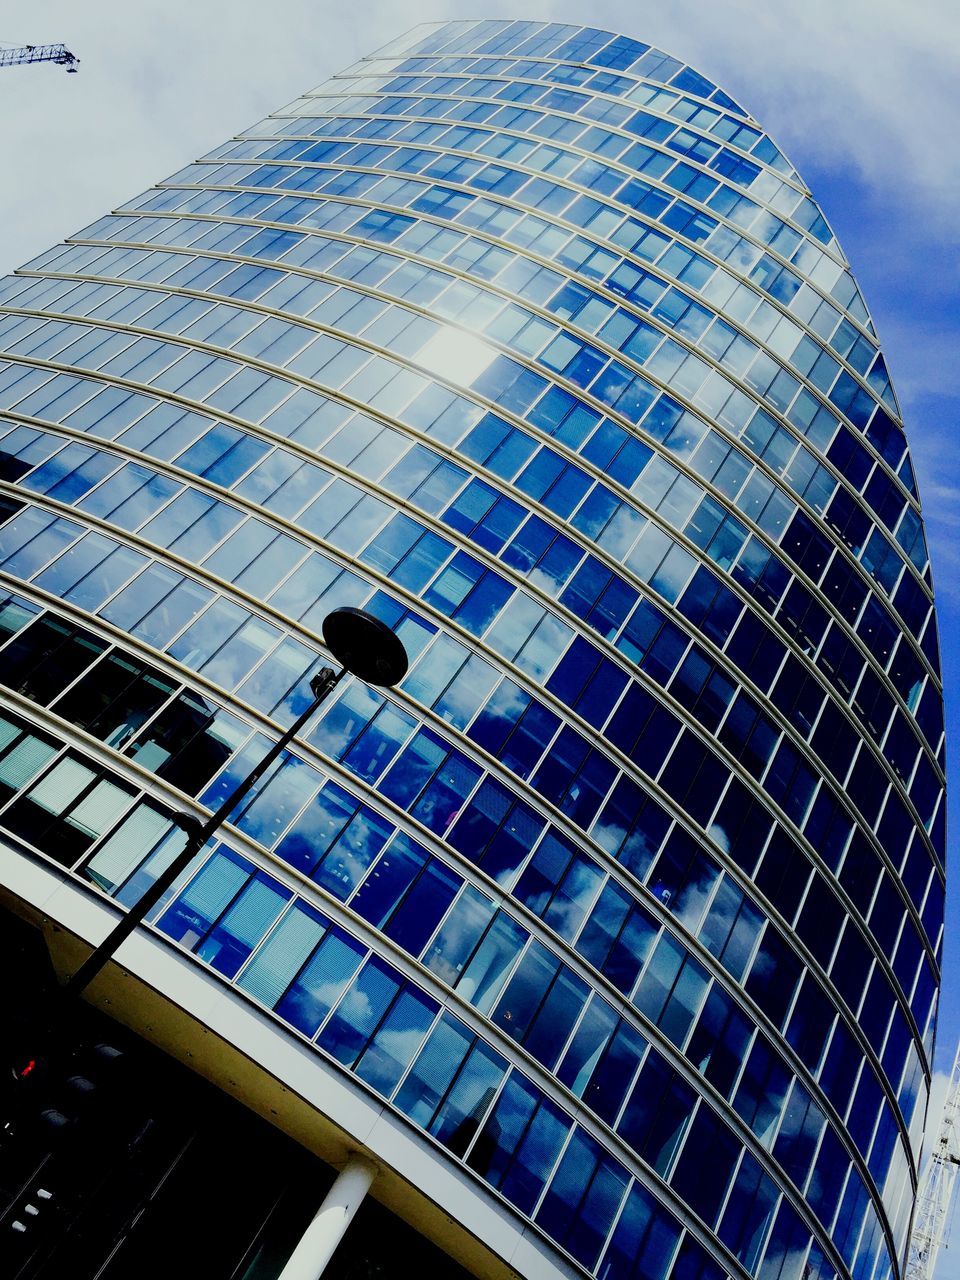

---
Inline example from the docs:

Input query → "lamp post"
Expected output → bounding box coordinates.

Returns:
[63,606,408,1001]
[0,609,407,1253]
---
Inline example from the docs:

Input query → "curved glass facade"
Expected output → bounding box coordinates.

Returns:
[0,19,944,1280]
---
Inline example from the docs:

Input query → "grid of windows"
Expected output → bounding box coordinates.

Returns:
[0,21,942,1280]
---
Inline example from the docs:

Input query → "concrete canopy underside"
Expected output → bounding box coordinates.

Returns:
[0,837,578,1280]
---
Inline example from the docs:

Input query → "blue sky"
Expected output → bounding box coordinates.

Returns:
[0,0,957,1250]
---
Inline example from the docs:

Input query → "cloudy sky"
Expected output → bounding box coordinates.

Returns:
[1,0,958,1247]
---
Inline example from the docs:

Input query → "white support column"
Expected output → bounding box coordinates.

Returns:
[278,1153,378,1280]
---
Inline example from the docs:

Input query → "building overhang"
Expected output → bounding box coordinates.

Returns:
[0,838,580,1280]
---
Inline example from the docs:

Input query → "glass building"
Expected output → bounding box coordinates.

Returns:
[0,19,944,1280]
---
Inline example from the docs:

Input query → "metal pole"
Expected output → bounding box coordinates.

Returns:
[62,665,345,1001]
[277,1155,377,1280]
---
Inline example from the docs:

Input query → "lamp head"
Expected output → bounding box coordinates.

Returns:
[322,607,408,687]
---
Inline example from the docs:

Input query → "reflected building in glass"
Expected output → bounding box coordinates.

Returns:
[0,19,944,1280]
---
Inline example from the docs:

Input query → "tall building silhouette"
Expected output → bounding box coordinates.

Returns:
[0,20,944,1280]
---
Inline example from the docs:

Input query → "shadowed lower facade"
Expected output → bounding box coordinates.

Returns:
[0,19,945,1280]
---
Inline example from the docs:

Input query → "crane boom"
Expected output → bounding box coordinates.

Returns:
[0,43,78,72]
[908,1041,960,1280]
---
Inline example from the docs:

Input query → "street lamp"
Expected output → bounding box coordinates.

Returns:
[62,607,408,1001]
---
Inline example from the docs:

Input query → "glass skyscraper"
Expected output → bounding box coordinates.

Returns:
[0,19,944,1280]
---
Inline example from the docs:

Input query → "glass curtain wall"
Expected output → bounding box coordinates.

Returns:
[0,20,943,1280]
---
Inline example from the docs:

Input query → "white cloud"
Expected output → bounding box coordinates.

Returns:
[611,0,960,222]
[1,3,955,620]
[882,323,960,404]
[2,0,957,276]
[367,0,960,232]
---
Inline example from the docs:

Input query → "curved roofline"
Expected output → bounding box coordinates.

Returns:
[372,20,756,121]
[367,19,886,356]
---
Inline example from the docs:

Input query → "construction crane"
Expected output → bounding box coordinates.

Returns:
[908,1041,960,1280]
[0,43,78,72]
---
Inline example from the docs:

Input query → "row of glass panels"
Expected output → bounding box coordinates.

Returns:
[0,297,941,887]
[0,593,921,1264]
[0,456,939,1078]
[0,695,904,1280]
